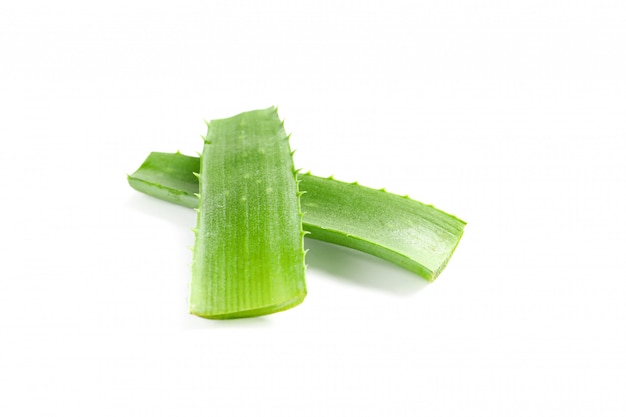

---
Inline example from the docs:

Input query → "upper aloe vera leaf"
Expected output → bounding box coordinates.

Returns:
[190,107,306,319]
[129,153,465,281]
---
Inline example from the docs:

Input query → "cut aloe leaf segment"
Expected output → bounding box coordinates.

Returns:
[189,107,306,319]
[129,152,465,281]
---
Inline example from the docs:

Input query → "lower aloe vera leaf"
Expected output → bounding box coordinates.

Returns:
[190,107,306,319]
[127,151,199,208]
[129,154,465,281]
[298,174,465,280]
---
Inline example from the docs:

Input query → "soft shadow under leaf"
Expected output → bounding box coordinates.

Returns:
[304,239,430,296]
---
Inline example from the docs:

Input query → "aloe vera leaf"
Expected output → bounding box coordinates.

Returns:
[129,154,465,281]
[298,173,465,280]
[190,107,306,319]
[127,151,199,208]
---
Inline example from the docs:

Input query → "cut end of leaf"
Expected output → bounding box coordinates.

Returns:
[190,292,306,320]
[430,228,465,281]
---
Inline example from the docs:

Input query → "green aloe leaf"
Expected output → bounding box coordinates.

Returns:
[190,107,306,319]
[129,153,465,281]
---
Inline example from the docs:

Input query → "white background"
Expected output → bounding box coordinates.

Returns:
[1,1,625,416]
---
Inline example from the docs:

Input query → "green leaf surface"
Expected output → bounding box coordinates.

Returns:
[127,151,199,208]
[129,152,465,281]
[190,107,306,319]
